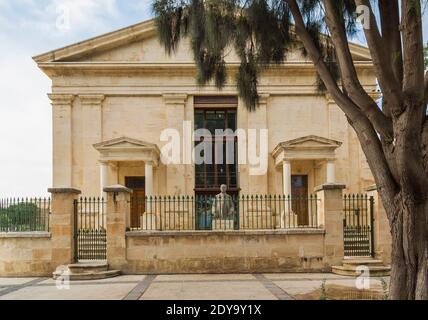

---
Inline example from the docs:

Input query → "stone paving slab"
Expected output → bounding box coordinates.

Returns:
[274,280,325,296]
[0,276,142,300]
[0,278,40,286]
[141,281,276,300]
[0,274,390,300]
[155,274,257,282]
[38,275,146,286]
[263,273,353,281]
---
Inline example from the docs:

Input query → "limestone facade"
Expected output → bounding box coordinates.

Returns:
[34,19,378,197]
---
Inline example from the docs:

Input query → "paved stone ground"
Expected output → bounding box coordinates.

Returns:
[0,274,390,300]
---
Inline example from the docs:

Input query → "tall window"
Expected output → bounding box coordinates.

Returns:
[194,108,238,195]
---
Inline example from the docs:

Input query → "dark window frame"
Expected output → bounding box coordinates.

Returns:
[194,108,239,195]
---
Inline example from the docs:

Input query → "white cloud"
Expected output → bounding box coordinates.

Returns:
[0,1,151,197]
[0,0,121,39]
[0,49,52,197]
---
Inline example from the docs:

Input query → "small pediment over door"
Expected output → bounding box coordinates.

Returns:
[272,135,342,166]
[94,137,160,165]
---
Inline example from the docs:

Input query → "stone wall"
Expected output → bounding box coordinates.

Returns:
[0,232,53,277]
[125,230,327,274]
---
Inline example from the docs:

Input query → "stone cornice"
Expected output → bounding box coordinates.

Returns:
[314,183,346,192]
[0,232,51,239]
[104,185,133,194]
[48,188,81,194]
[79,94,105,105]
[38,61,375,77]
[365,184,378,192]
[48,94,75,105]
[126,229,326,237]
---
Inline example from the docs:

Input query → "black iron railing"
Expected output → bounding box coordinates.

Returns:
[130,195,319,231]
[0,198,51,232]
[343,194,375,257]
[74,197,106,261]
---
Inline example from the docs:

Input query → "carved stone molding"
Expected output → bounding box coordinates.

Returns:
[48,94,75,106]
[79,94,105,105]
[258,93,270,105]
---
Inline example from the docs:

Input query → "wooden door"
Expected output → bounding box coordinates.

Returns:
[291,175,309,226]
[125,177,145,229]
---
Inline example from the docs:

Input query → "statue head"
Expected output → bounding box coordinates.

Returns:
[220,184,227,194]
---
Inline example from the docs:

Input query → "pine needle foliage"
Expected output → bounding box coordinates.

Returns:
[153,0,359,111]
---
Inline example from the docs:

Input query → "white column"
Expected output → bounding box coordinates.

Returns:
[145,162,154,197]
[327,160,336,184]
[283,161,292,196]
[100,162,108,199]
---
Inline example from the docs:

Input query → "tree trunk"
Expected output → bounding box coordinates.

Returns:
[387,193,428,300]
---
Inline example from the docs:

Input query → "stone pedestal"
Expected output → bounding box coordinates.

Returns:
[104,185,132,271]
[48,188,81,268]
[366,185,392,264]
[315,183,346,267]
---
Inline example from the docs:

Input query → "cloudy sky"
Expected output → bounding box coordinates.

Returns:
[0,1,427,197]
[0,0,152,197]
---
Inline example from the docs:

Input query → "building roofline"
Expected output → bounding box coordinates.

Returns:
[33,18,372,64]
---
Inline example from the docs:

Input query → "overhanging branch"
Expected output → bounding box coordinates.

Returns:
[286,0,398,201]
[355,0,403,115]
[323,0,393,138]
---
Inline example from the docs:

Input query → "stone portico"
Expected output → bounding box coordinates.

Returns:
[94,137,161,198]
[273,136,342,195]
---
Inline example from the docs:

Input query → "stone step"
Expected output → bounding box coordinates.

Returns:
[332,265,391,277]
[53,261,120,281]
[342,259,385,267]
[68,261,108,274]
[53,270,121,281]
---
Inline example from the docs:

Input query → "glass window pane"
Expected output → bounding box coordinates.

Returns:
[195,111,204,131]
[227,110,237,131]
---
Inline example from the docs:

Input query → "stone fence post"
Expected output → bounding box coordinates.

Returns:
[104,185,132,271]
[315,183,346,267]
[366,185,392,264]
[48,188,81,269]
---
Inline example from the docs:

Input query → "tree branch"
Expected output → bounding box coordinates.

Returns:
[425,71,428,105]
[379,0,403,87]
[355,0,403,115]
[422,119,428,178]
[323,0,393,138]
[401,0,425,99]
[286,0,397,201]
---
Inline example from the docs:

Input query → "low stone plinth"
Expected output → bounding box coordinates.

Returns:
[125,229,328,274]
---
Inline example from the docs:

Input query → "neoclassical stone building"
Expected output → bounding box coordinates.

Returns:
[0,19,394,278]
[34,19,377,200]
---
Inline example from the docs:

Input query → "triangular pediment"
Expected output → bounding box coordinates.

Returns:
[282,135,342,148]
[33,19,372,65]
[94,137,159,151]
[272,135,342,163]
